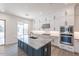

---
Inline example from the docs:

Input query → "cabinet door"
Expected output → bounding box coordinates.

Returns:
[54,16,59,31]
[66,16,74,26]
[18,40,24,49]
[24,43,28,53]
[42,42,51,56]
[74,40,79,53]
[20,41,24,49]
[55,39,59,46]
[47,42,51,56]
[66,6,74,26]
[51,37,60,47]
[50,18,54,31]
[75,16,79,31]
[59,16,65,26]
[60,44,74,52]
[18,40,21,47]
[33,48,43,56]
[55,16,65,31]
[27,45,33,56]
[43,45,48,56]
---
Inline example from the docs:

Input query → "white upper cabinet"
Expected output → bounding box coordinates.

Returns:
[66,7,74,16]
[53,11,66,31]
[33,5,75,31]
[50,17,54,31]
[66,16,74,26]
[55,16,65,31]
[65,6,75,26]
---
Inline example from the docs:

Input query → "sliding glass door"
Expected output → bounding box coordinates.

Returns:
[0,20,5,45]
[17,22,28,41]
[17,22,24,41]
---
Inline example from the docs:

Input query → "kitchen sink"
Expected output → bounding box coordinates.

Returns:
[29,36,37,39]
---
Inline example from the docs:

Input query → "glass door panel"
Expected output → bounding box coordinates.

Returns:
[17,22,28,41]
[24,24,28,39]
[17,22,24,41]
[0,20,5,45]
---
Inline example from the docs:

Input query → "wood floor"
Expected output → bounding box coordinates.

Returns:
[51,45,79,56]
[0,44,79,56]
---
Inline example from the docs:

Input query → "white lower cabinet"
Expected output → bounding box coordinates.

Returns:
[51,37,60,47]
[51,36,73,52]
[74,40,79,53]
[51,37,74,52]
[60,44,74,52]
[51,36,75,52]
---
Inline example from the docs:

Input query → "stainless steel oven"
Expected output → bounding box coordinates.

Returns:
[60,34,73,45]
[60,26,73,45]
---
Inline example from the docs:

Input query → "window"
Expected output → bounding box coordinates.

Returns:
[0,20,5,45]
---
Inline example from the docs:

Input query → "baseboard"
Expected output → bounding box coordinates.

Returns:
[4,42,18,46]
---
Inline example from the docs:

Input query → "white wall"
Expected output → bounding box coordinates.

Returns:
[0,12,33,45]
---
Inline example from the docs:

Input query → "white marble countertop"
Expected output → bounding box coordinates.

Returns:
[18,35,52,50]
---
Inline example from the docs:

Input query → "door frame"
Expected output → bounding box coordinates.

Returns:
[0,19,6,45]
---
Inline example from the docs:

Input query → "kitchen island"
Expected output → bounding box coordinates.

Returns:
[18,35,52,56]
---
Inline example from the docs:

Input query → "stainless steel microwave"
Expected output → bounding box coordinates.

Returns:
[60,26,73,33]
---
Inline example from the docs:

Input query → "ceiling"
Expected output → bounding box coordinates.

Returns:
[0,3,76,19]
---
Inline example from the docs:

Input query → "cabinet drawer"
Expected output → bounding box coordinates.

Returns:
[66,46,74,52]
[24,43,28,53]
[75,47,79,53]
[60,44,74,52]
[27,45,33,56]
[20,41,24,49]
[18,40,21,47]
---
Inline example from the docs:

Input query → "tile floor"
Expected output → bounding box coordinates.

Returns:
[0,43,79,56]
